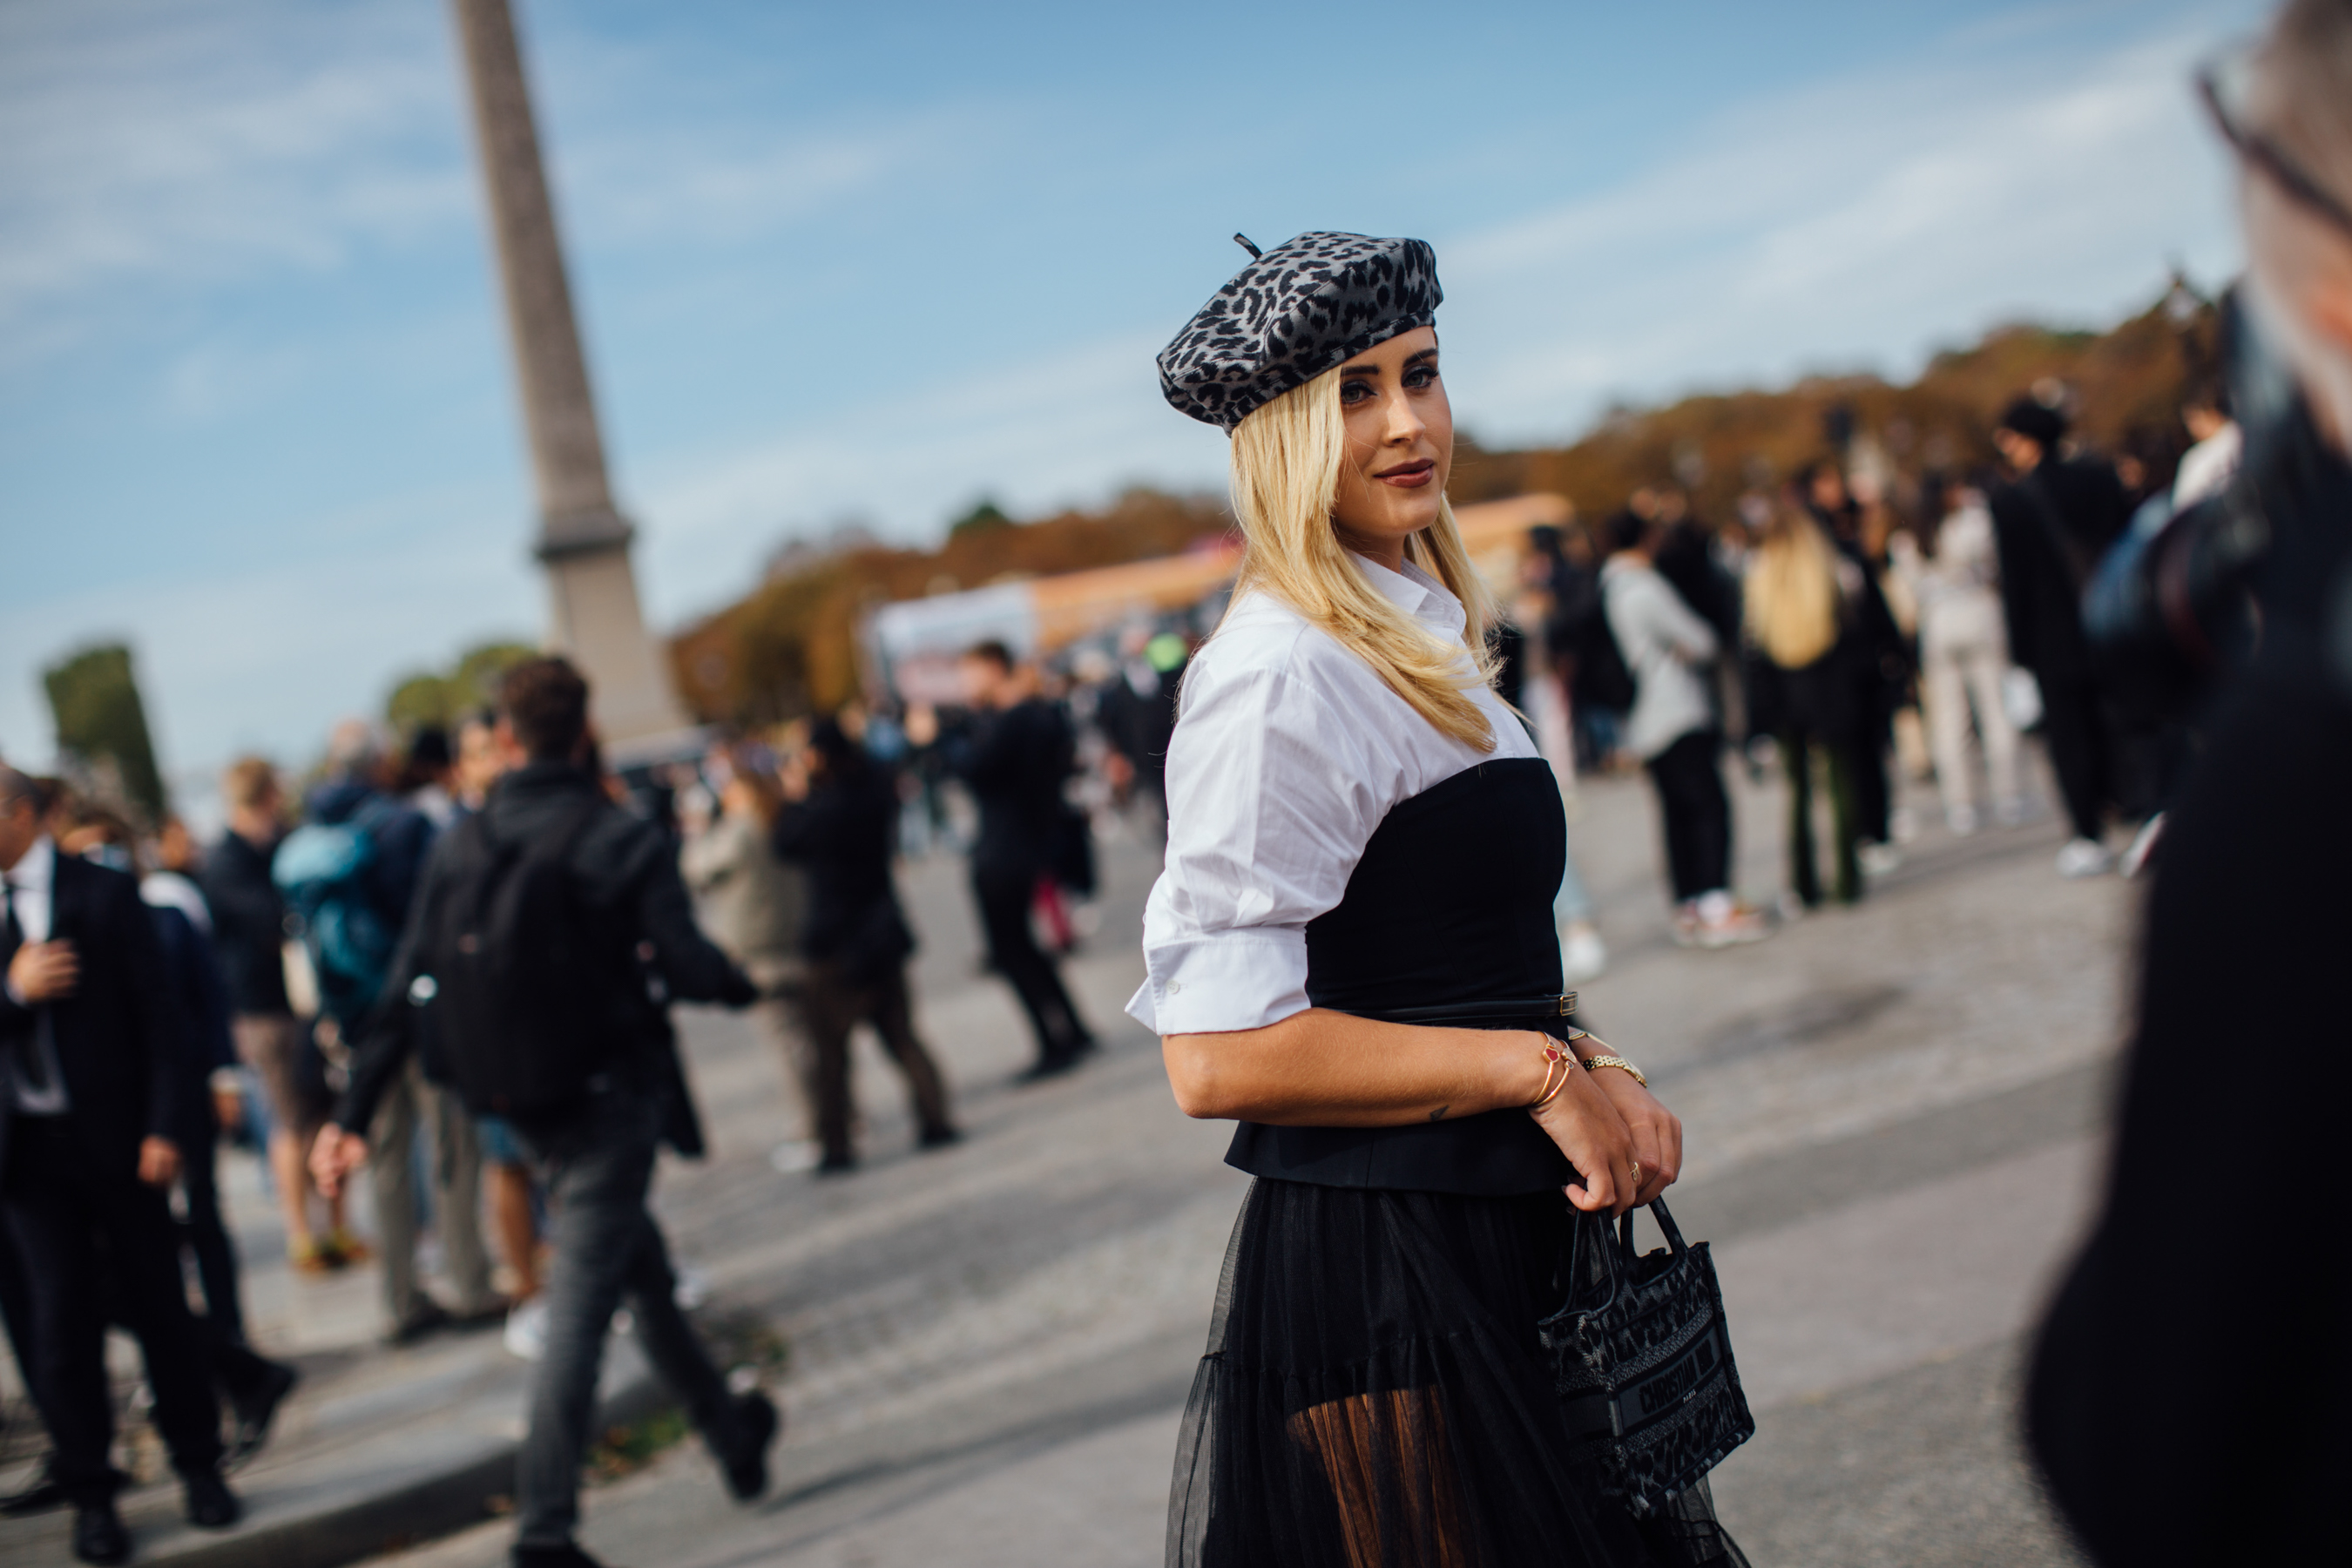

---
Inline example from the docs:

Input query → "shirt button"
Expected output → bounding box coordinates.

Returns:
[1166,981,1181,993]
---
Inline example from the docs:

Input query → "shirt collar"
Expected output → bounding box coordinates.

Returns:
[1353,552,1467,639]
[5,835,54,893]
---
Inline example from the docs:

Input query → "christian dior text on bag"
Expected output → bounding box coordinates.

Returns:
[1537,1199,1756,1519]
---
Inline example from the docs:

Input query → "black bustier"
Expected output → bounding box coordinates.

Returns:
[1224,756,1579,1195]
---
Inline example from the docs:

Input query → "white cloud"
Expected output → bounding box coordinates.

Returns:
[1436,15,2250,441]
[0,0,468,355]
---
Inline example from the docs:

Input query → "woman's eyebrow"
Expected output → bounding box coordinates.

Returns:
[1402,348,1438,367]
[1338,361,1381,378]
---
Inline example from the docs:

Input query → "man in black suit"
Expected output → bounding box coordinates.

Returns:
[0,768,238,1564]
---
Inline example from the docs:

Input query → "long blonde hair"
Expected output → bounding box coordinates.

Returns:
[1744,509,1842,670]
[1222,362,1503,750]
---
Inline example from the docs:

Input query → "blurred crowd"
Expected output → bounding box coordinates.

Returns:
[1495,359,2237,948]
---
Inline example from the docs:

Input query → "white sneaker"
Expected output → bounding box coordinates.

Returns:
[673,1264,712,1311]
[1559,923,1608,984]
[2054,838,2113,879]
[1858,842,1903,878]
[504,1295,549,1362]
[1691,891,1772,948]
[1945,803,1979,836]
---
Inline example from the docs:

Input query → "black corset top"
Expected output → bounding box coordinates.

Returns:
[1224,754,1579,1195]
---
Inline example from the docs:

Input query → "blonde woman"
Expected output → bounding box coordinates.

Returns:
[1743,499,1876,905]
[1142,233,1744,1567]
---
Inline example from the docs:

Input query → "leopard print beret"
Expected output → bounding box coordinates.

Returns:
[1158,232,1443,432]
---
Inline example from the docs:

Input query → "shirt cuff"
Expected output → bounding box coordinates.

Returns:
[1125,930,1311,1035]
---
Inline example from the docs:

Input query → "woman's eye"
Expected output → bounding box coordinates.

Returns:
[1339,380,1372,404]
[1406,365,1439,389]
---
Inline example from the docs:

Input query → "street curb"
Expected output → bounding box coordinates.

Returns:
[144,1372,671,1568]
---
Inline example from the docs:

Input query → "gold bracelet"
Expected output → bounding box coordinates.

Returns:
[1527,1033,1574,1110]
[1581,1053,1648,1088]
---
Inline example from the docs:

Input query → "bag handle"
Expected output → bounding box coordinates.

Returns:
[1573,1197,1694,1313]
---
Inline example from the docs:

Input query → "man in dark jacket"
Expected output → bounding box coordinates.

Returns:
[771,718,956,1172]
[950,641,1098,1079]
[1989,396,2133,876]
[313,659,771,1568]
[0,768,239,1563]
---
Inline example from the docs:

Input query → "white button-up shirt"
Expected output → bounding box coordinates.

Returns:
[1125,556,1538,1037]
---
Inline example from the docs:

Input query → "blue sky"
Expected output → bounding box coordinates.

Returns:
[2,0,2263,797]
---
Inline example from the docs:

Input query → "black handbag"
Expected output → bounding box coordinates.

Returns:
[1536,1200,1754,1519]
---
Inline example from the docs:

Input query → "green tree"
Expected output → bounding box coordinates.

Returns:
[383,639,538,734]
[44,643,166,827]
[948,498,1010,537]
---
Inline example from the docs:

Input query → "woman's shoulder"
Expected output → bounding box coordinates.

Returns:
[1186,590,1388,709]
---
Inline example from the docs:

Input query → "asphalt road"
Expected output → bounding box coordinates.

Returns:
[378,753,2120,1568]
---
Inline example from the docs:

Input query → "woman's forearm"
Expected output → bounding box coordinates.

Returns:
[1163,1009,1549,1126]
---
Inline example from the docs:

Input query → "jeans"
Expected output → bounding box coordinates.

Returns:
[512,1089,743,1548]
[368,1056,495,1327]
[1644,729,1733,903]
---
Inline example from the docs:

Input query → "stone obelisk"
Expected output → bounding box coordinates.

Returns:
[450,0,686,748]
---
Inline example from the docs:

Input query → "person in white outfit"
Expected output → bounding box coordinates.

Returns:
[1600,511,1768,947]
[1887,479,2024,835]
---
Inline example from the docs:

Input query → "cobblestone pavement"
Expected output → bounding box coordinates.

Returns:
[376,751,2124,1568]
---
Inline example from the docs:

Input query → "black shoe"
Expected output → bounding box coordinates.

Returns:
[512,1541,610,1567]
[720,1389,780,1503]
[811,1152,857,1178]
[184,1468,241,1530]
[1013,1054,1081,1085]
[916,1125,963,1152]
[226,1359,300,1470]
[71,1500,131,1565]
[385,1300,452,1347]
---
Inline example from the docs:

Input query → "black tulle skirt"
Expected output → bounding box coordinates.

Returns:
[1168,1179,1747,1568]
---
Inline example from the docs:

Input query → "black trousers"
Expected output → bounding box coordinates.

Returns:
[178,1128,243,1346]
[1644,730,1733,903]
[971,863,1092,1063]
[0,1116,223,1501]
[2039,673,2116,841]
[801,961,955,1160]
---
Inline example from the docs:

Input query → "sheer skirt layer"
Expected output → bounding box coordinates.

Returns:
[1168,1179,1747,1568]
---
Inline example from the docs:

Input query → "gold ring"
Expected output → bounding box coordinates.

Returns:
[1628,1161,1644,1187]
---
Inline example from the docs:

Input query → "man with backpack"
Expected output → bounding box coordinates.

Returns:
[279,720,497,1342]
[312,658,771,1568]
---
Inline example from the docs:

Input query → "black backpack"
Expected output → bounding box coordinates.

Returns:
[1556,571,1638,713]
[422,802,630,1119]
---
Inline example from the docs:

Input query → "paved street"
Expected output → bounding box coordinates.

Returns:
[359,742,2126,1568]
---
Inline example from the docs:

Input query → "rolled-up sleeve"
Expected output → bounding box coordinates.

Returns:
[1126,652,1394,1035]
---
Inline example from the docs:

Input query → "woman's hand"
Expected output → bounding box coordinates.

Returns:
[1529,1064,1641,1216]
[1585,1066,1683,1206]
